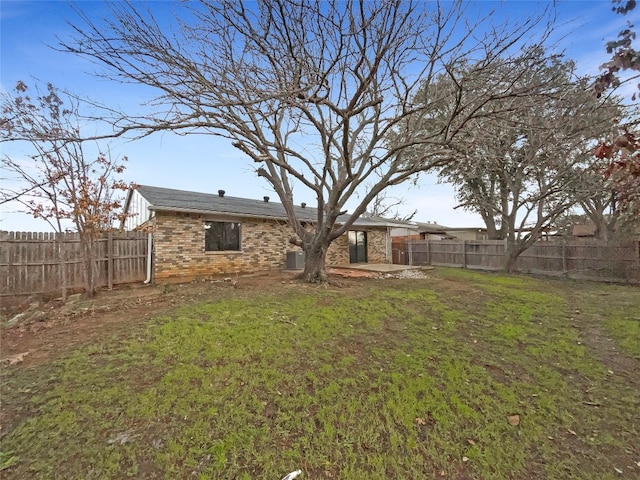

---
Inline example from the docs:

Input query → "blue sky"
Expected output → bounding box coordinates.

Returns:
[1,0,637,231]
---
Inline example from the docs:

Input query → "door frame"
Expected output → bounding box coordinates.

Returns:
[348,230,368,263]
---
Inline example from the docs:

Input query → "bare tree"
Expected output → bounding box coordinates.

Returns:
[62,0,552,282]
[416,52,625,270]
[0,81,131,298]
[365,191,417,222]
[549,166,618,241]
[576,159,619,240]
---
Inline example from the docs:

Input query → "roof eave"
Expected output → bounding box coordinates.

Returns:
[150,205,286,221]
[149,205,320,223]
[149,205,397,228]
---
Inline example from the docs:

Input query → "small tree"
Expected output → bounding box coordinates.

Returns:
[593,0,640,98]
[0,81,130,298]
[591,0,640,223]
[597,129,640,221]
[61,0,554,282]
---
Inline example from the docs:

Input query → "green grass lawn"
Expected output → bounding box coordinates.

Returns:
[1,269,639,479]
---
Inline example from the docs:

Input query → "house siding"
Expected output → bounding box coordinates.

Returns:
[153,212,301,280]
[327,235,349,264]
[150,212,389,281]
[124,189,153,231]
[367,229,388,263]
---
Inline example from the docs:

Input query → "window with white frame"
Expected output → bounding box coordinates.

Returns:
[204,221,241,251]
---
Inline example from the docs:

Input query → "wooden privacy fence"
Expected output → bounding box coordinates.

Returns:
[0,231,149,296]
[393,238,640,283]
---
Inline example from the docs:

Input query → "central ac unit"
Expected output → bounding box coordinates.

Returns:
[286,250,305,270]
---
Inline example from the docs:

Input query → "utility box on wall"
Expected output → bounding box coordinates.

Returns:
[286,250,305,270]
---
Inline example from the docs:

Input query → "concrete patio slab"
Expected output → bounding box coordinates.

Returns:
[330,263,431,273]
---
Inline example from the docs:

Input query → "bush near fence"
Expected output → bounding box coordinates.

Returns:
[392,238,640,283]
[0,231,149,296]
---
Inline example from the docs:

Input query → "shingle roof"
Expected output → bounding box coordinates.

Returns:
[414,222,450,233]
[135,185,409,228]
[137,185,318,221]
[414,222,487,232]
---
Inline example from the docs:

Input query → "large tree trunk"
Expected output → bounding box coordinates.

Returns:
[593,215,616,241]
[502,239,525,273]
[481,212,499,240]
[502,246,521,273]
[300,240,329,283]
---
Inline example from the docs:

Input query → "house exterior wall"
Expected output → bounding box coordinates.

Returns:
[151,212,390,281]
[153,212,300,281]
[390,227,419,237]
[394,231,487,241]
[401,234,423,241]
[367,229,388,263]
[124,190,153,231]
[446,229,488,241]
[327,234,349,264]
[326,229,388,264]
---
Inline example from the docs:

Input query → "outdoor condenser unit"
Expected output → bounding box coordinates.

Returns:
[286,250,305,270]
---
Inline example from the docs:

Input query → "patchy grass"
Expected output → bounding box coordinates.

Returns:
[1,269,639,479]
[563,279,640,359]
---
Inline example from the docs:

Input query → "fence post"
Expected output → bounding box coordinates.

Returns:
[462,240,467,268]
[503,237,509,267]
[408,239,413,266]
[636,240,640,283]
[426,239,430,265]
[561,237,567,275]
[107,231,114,290]
[57,232,68,302]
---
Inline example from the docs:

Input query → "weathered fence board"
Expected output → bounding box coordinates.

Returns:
[395,238,640,283]
[0,231,149,296]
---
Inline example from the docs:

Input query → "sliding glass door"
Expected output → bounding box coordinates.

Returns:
[348,230,368,263]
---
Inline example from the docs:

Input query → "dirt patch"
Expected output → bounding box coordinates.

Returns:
[0,271,296,368]
[573,311,639,380]
[567,290,640,380]
[0,270,394,368]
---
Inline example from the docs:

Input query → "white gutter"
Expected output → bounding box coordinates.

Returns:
[143,233,153,284]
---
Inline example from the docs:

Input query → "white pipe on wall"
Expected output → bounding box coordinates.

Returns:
[143,233,153,284]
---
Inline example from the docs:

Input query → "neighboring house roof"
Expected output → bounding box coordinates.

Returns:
[414,222,488,233]
[571,223,598,237]
[126,185,408,228]
[414,221,451,231]
[413,222,450,235]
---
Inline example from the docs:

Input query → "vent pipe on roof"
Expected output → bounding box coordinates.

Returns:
[263,196,269,203]
[301,202,306,208]
[218,190,225,197]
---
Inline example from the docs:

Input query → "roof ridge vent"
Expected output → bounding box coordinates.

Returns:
[218,190,225,197]
[263,196,269,202]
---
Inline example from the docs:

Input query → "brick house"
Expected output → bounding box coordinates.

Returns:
[122,185,403,282]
